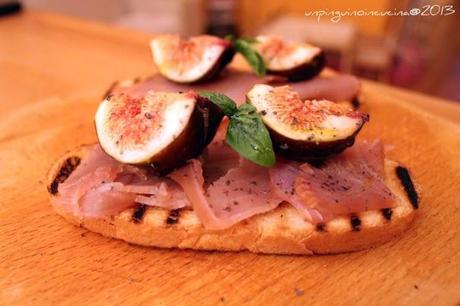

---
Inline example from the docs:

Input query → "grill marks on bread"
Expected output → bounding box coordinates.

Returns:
[132,204,147,223]
[316,223,326,232]
[166,209,181,225]
[315,208,395,233]
[381,208,393,221]
[130,206,182,226]
[48,156,81,195]
[396,166,419,209]
[350,215,361,231]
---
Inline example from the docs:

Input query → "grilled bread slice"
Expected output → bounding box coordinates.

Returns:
[47,146,419,255]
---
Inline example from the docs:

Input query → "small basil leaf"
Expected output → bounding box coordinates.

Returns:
[199,91,237,117]
[224,34,235,42]
[233,39,266,77]
[238,36,258,44]
[226,103,275,167]
[235,102,257,116]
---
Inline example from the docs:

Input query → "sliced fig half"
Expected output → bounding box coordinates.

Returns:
[95,91,223,173]
[247,84,369,161]
[150,35,235,84]
[254,36,325,81]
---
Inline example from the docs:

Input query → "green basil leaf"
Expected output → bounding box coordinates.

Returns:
[226,103,275,167]
[235,102,257,116]
[224,34,235,42]
[199,91,237,117]
[233,39,266,76]
[238,36,258,44]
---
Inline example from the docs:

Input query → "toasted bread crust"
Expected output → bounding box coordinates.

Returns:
[47,146,418,255]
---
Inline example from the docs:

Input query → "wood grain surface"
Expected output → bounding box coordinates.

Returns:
[1,11,460,305]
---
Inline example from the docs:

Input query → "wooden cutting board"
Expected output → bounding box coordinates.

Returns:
[1,11,460,305]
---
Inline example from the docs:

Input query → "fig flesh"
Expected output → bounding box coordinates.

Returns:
[247,84,368,161]
[150,35,235,84]
[95,91,223,173]
[255,36,325,81]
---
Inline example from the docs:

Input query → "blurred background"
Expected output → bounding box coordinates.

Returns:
[5,0,460,101]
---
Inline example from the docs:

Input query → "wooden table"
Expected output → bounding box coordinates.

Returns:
[1,11,459,305]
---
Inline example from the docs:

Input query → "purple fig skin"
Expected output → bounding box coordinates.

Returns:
[196,46,236,83]
[267,51,326,82]
[146,96,224,174]
[267,115,368,162]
